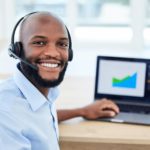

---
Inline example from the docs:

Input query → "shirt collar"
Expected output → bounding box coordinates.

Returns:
[13,64,59,111]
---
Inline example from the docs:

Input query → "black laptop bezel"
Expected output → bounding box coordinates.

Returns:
[94,55,150,106]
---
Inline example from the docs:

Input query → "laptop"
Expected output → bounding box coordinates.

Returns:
[94,55,150,125]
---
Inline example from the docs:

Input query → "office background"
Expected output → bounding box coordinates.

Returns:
[0,0,150,77]
[1,2,150,150]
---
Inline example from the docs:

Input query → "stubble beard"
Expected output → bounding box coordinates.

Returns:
[20,61,68,88]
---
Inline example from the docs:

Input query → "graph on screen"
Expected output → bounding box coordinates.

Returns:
[98,59,146,97]
[112,72,137,89]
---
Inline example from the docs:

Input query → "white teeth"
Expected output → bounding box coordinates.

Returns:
[41,63,59,68]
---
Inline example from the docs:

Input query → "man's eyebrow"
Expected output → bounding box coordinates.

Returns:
[59,37,69,41]
[30,35,47,40]
[30,36,69,41]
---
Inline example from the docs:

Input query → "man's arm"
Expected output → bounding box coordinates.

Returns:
[57,99,119,122]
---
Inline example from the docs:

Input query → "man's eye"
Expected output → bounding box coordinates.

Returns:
[58,42,69,48]
[32,41,46,46]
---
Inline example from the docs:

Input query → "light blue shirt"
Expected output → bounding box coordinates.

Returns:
[0,66,60,150]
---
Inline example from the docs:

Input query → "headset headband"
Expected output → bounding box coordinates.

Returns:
[9,11,73,61]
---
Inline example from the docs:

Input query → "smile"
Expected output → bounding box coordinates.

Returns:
[40,63,59,68]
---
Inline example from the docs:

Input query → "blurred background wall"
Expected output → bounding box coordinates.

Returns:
[0,0,150,77]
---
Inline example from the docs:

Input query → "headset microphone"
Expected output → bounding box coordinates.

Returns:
[8,45,38,70]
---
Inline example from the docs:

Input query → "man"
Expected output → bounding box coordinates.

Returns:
[0,12,119,150]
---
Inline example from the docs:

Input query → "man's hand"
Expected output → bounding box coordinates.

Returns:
[81,99,119,120]
[57,99,119,122]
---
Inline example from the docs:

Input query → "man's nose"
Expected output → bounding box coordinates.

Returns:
[44,43,60,57]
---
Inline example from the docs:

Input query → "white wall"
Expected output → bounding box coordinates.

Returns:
[0,0,150,77]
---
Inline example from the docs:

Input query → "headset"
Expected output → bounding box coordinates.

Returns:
[8,12,73,70]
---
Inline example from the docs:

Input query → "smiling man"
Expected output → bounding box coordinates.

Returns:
[19,12,69,95]
[0,12,119,150]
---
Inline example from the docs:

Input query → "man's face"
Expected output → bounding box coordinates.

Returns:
[21,14,69,87]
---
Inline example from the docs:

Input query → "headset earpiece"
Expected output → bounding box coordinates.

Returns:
[8,42,23,58]
[8,12,38,59]
[68,47,73,61]
[14,42,23,58]
[66,27,73,61]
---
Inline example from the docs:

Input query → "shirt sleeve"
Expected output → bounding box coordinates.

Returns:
[0,110,31,150]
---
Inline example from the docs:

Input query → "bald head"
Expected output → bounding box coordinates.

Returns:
[19,12,67,42]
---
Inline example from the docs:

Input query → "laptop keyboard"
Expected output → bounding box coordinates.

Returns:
[117,103,150,114]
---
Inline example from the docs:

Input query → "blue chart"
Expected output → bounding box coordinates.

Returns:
[112,72,137,88]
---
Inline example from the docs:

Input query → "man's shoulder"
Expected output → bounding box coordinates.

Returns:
[0,78,25,111]
[0,78,18,96]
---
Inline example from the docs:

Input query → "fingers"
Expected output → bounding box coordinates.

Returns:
[99,110,116,118]
[82,99,120,119]
[107,100,120,114]
[96,99,119,113]
[103,103,119,114]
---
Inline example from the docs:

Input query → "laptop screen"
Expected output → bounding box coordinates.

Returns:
[95,56,150,104]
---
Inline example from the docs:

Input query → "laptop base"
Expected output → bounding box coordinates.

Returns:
[98,112,150,125]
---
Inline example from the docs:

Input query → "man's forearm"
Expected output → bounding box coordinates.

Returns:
[57,108,85,122]
[57,100,119,122]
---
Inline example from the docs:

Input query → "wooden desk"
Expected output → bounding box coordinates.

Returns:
[59,119,150,150]
[57,76,150,150]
